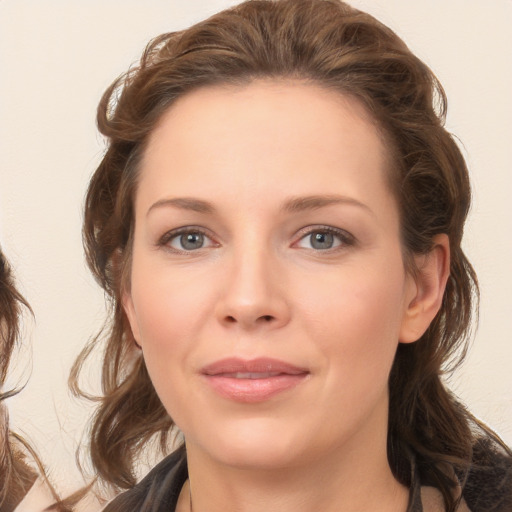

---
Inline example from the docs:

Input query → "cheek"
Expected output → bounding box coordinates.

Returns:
[129,252,212,347]
[127,262,202,390]
[128,269,199,419]
[127,250,227,420]
[301,255,407,327]
[297,258,407,380]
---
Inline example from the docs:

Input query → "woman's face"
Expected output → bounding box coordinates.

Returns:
[124,81,420,470]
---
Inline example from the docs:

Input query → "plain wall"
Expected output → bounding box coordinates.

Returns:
[1,0,511,491]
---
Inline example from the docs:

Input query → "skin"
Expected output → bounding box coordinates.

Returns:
[124,80,449,512]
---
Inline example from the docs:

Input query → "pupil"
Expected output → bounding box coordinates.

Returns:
[311,232,333,249]
[181,233,204,250]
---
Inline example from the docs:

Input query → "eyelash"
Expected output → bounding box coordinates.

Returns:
[157,226,217,254]
[294,225,355,252]
[157,225,355,254]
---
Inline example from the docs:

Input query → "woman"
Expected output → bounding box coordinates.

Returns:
[0,249,38,511]
[0,249,67,512]
[1,249,98,511]
[72,0,512,510]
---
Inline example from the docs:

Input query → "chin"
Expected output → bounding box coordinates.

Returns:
[189,416,311,470]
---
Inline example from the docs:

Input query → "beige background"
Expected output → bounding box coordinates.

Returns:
[1,0,511,491]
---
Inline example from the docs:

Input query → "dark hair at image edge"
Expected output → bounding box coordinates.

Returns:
[70,1,512,511]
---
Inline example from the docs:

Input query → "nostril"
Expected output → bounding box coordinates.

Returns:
[223,314,276,325]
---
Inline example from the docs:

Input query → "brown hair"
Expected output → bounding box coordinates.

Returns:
[0,250,76,512]
[0,248,38,511]
[71,1,511,510]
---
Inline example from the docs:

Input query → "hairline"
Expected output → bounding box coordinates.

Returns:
[119,76,413,294]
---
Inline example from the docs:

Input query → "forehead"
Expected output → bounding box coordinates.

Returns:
[137,80,395,216]
[146,79,385,156]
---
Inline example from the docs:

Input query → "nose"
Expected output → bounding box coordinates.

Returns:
[215,246,291,331]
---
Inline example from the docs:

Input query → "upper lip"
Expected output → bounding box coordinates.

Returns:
[201,357,309,376]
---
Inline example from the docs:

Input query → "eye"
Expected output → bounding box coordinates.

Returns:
[295,227,353,251]
[159,228,217,252]
[172,232,206,251]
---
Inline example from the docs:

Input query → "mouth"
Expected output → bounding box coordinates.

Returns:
[201,358,309,403]
[217,372,286,379]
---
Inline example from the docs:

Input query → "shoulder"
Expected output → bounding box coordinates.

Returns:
[13,479,106,512]
[73,489,110,512]
[103,446,187,512]
[414,433,512,512]
[461,436,512,512]
[421,436,512,512]
[13,479,54,512]
[421,487,471,512]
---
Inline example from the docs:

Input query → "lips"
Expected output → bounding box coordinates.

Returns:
[201,358,309,403]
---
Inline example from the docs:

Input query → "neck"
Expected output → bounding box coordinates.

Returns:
[181,417,409,512]
[185,460,408,512]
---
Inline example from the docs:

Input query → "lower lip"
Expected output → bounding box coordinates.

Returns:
[203,374,308,403]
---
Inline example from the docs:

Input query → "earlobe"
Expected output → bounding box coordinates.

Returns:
[122,289,142,347]
[399,234,450,344]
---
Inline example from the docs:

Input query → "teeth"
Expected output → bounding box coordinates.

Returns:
[230,372,281,379]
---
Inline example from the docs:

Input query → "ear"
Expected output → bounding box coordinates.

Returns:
[399,234,450,344]
[122,288,142,347]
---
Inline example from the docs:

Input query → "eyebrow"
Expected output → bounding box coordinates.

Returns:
[282,195,374,216]
[147,197,215,216]
[147,194,373,217]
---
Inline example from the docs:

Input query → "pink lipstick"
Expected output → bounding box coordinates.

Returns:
[201,357,309,403]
